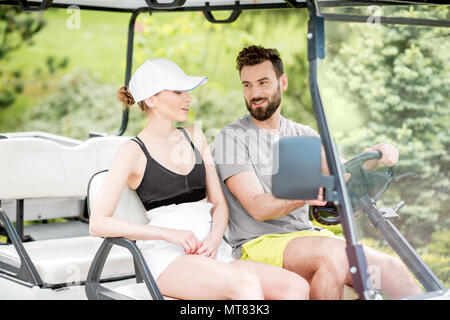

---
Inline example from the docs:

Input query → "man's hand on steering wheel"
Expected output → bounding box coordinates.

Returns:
[310,144,398,225]
[363,143,399,170]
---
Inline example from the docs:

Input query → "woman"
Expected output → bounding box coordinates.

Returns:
[89,58,309,300]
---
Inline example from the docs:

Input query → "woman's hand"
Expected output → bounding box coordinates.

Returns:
[164,229,200,254]
[195,234,222,259]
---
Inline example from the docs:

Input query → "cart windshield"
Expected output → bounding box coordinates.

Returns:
[316,2,450,292]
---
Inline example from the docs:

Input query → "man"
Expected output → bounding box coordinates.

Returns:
[212,45,422,300]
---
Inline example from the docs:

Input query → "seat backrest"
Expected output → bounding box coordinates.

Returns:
[0,136,129,200]
[87,170,149,225]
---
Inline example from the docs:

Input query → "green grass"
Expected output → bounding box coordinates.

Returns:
[1,8,130,131]
[3,9,129,84]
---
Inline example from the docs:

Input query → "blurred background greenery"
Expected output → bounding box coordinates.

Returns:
[0,4,448,289]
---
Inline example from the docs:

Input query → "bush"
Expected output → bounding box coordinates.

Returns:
[20,69,144,139]
[428,230,450,256]
[420,253,450,288]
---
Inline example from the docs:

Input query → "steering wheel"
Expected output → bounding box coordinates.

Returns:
[310,151,395,225]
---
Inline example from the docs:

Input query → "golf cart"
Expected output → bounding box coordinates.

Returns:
[0,0,448,301]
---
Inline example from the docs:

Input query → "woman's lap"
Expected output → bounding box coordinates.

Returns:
[230,259,309,300]
[156,254,308,300]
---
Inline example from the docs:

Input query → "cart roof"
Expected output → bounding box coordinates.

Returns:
[0,0,445,13]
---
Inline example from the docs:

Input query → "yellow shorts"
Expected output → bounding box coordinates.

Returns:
[241,229,344,268]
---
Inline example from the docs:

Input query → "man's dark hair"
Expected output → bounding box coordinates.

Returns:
[236,45,284,78]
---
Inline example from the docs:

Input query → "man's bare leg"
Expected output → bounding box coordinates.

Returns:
[283,236,349,300]
[283,236,423,300]
[362,246,422,299]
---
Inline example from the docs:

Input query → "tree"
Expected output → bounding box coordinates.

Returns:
[329,6,450,246]
[0,6,45,109]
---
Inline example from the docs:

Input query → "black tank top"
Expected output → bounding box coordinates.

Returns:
[131,128,207,211]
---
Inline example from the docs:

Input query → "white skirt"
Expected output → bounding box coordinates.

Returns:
[136,201,234,280]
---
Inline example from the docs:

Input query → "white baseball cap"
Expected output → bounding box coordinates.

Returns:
[128,58,208,103]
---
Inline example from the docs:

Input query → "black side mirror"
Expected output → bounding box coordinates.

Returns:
[272,137,335,201]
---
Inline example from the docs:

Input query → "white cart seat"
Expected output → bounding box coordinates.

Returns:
[0,236,135,286]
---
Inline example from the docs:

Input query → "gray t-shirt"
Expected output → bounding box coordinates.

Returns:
[212,113,320,258]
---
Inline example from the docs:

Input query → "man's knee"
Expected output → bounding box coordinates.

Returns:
[284,236,348,278]
[313,238,349,279]
[317,253,348,283]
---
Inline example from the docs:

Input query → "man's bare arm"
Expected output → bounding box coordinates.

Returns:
[224,146,352,222]
[225,171,325,222]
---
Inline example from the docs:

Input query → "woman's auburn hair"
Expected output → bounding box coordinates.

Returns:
[116,86,147,112]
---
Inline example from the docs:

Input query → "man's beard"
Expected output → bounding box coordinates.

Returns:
[245,89,281,121]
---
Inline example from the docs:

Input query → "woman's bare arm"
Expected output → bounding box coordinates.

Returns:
[184,126,228,257]
[89,141,182,242]
[185,126,229,239]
